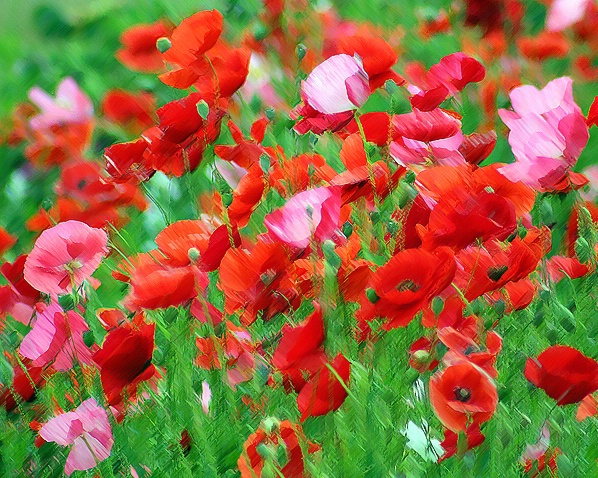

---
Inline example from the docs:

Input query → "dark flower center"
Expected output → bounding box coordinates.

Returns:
[453,387,471,402]
[396,280,421,292]
[487,265,508,282]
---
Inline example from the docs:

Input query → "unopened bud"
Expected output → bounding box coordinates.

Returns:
[156,37,172,54]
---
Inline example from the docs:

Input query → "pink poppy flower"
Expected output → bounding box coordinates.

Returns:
[265,187,342,248]
[390,108,466,167]
[39,398,113,476]
[498,77,589,190]
[19,301,93,370]
[546,0,591,32]
[28,77,94,131]
[302,54,369,114]
[24,220,108,297]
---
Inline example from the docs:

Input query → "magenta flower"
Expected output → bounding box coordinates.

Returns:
[28,77,94,131]
[265,187,342,248]
[302,54,369,114]
[19,301,93,370]
[24,221,108,297]
[39,398,113,476]
[498,77,589,190]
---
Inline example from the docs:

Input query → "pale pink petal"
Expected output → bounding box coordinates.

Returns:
[302,54,369,114]
[39,412,82,446]
[546,0,590,31]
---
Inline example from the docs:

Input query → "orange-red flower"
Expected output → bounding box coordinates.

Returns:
[430,361,498,431]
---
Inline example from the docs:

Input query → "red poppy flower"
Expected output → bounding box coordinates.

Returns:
[517,32,569,62]
[238,419,320,478]
[142,93,225,177]
[439,423,485,462]
[524,346,598,405]
[0,227,16,257]
[116,21,172,72]
[271,305,327,392]
[429,360,498,431]
[0,255,41,325]
[419,189,517,251]
[587,95,598,128]
[297,353,351,421]
[409,53,485,111]
[409,337,439,373]
[123,258,198,311]
[0,358,45,412]
[101,90,156,134]
[93,322,156,406]
[358,247,456,330]
[219,240,299,325]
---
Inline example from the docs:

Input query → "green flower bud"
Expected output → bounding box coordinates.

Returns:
[156,37,172,54]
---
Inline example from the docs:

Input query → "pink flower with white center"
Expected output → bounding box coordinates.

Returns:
[28,77,94,131]
[19,301,93,370]
[302,54,369,114]
[546,0,591,32]
[498,77,589,190]
[265,186,342,249]
[24,220,108,297]
[39,398,113,476]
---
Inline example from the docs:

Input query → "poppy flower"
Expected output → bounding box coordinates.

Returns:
[0,255,41,325]
[101,89,156,134]
[418,189,517,251]
[0,227,16,256]
[116,20,172,72]
[546,0,591,31]
[141,93,225,177]
[238,419,320,478]
[271,305,327,392]
[19,301,93,371]
[0,358,45,411]
[358,247,456,330]
[519,425,561,477]
[587,95,598,128]
[328,30,403,90]
[524,346,598,405]
[93,321,156,406]
[39,398,113,476]
[123,258,198,311]
[498,76,589,191]
[292,100,355,135]
[408,53,485,111]
[439,423,485,462]
[28,77,93,131]
[219,240,300,324]
[265,186,342,249]
[24,220,108,297]
[301,54,369,115]
[429,360,498,431]
[297,353,351,421]
[390,108,465,167]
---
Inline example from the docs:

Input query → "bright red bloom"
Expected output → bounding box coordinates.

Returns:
[0,255,41,325]
[524,346,598,406]
[439,424,485,462]
[358,247,456,330]
[408,53,485,111]
[101,90,156,134]
[0,358,45,412]
[297,353,351,421]
[219,240,300,325]
[116,21,171,72]
[271,305,327,392]
[93,321,156,406]
[122,255,198,311]
[238,420,320,478]
[430,361,498,431]
[0,227,16,256]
